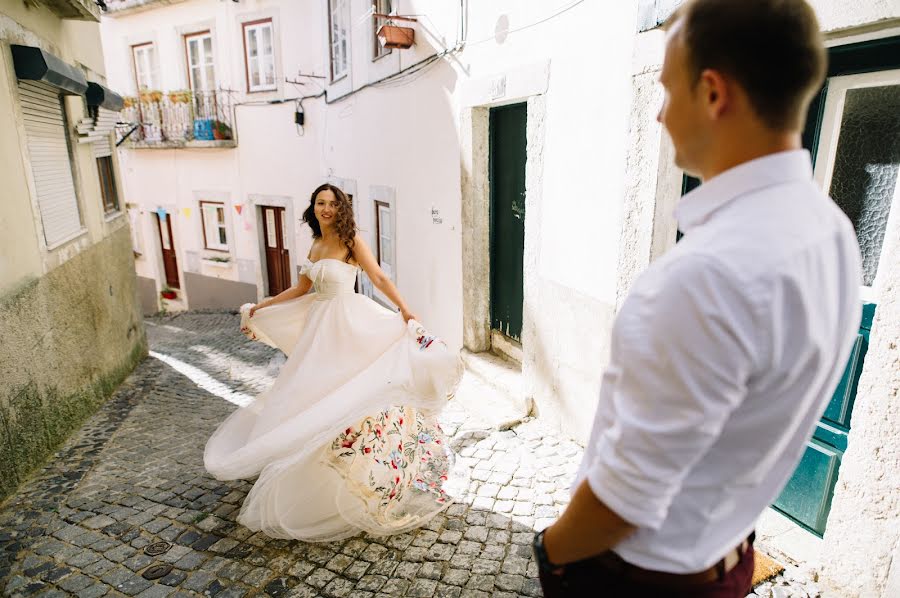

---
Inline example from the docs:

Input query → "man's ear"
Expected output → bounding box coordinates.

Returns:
[698,68,729,120]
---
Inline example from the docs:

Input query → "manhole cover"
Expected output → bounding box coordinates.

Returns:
[142,564,173,581]
[144,542,171,556]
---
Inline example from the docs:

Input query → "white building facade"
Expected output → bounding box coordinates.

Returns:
[103,1,900,595]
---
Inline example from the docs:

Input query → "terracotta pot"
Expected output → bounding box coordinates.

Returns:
[378,24,415,49]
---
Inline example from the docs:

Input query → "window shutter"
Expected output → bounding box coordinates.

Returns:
[92,135,112,159]
[19,80,82,246]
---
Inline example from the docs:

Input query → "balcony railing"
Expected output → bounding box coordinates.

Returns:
[118,89,236,148]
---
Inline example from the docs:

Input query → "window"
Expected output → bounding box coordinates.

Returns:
[814,73,900,289]
[372,0,392,60]
[201,201,228,251]
[329,0,349,81]
[185,32,216,93]
[132,43,158,92]
[375,200,393,279]
[242,20,276,92]
[19,81,83,247]
[97,156,119,214]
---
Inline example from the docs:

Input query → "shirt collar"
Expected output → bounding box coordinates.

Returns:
[675,150,814,233]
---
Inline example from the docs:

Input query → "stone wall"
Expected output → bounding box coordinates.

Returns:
[0,226,147,502]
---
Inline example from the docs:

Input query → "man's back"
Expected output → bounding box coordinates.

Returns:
[576,150,862,572]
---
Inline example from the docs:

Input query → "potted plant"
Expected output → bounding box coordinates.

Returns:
[139,89,163,104]
[168,89,193,104]
[160,286,177,300]
[212,120,232,140]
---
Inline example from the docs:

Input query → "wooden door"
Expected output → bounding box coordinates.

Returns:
[155,213,179,289]
[489,103,527,341]
[261,206,291,296]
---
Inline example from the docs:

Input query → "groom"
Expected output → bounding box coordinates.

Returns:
[533,1,862,596]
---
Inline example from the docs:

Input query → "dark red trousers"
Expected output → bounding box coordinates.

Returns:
[539,545,755,598]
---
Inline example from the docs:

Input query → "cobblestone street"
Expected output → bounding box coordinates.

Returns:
[0,313,826,597]
[0,313,577,598]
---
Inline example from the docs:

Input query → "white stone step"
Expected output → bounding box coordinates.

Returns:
[449,350,532,431]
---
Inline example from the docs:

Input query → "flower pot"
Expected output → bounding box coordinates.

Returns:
[193,119,214,141]
[377,24,415,49]
[161,290,177,300]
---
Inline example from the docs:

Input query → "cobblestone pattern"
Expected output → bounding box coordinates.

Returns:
[0,313,576,597]
[0,313,825,597]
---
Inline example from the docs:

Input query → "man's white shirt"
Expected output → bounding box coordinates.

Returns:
[575,150,862,572]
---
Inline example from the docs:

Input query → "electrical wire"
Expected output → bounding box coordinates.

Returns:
[464,0,586,47]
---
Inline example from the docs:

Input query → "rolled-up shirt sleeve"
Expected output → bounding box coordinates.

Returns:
[585,256,762,530]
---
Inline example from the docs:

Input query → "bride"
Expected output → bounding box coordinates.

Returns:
[204,183,464,541]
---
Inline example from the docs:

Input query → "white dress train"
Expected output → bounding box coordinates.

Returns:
[203,258,465,541]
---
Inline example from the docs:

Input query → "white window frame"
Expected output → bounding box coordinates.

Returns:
[813,68,900,302]
[329,0,350,81]
[201,201,229,251]
[375,200,394,280]
[243,19,277,93]
[132,43,158,92]
[372,0,392,61]
[185,31,216,93]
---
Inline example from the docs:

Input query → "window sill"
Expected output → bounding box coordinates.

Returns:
[104,210,125,223]
[202,257,233,268]
[45,228,88,252]
[247,86,278,94]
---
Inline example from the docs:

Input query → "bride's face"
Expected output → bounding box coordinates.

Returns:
[314,190,338,228]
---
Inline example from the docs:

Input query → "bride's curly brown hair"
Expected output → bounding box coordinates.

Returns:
[302,183,357,254]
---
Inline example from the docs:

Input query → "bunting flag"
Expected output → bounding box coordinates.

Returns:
[234,204,244,216]
[243,220,253,231]
[155,207,167,221]
[182,207,192,218]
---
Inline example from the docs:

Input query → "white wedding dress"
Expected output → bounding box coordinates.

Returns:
[203,258,465,541]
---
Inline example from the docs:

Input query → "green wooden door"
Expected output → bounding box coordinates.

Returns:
[773,303,875,534]
[489,103,527,341]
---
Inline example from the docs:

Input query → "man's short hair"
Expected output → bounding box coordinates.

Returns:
[667,0,827,131]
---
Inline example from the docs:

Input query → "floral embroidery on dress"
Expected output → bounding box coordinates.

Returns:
[329,406,452,509]
[414,325,446,352]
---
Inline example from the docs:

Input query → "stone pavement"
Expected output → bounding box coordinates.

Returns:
[0,312,826,597]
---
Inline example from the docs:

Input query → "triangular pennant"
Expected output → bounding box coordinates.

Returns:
[234,204,244,215]
[182,207,192,218]
[156,207,167,220]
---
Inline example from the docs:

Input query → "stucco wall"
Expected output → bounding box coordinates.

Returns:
[103,0,327,310]
[0,226,147,502]
[819,192,900,597]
